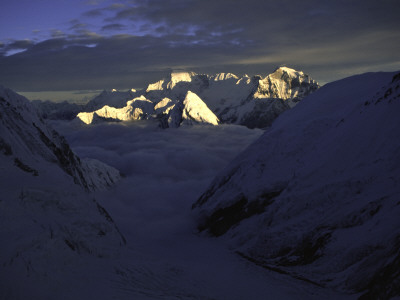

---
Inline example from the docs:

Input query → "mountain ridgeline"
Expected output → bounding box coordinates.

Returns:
[0,86,120,191]
[0,86,127,297]
[34,67,319,129]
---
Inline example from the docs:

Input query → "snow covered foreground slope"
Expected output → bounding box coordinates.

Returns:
[0,86,120,190]
[193,72,400,298]
[69,67,318,128]
[0,86,125,298]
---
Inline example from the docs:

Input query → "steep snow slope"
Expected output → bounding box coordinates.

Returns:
[162,91,220,128]
[0,86,120,190]
[193,72,400,298]
[181,91,219,126]
[0,86,125,299]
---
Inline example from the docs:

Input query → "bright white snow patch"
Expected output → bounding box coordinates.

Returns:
[181,91,219,125]
[167,71,196,89]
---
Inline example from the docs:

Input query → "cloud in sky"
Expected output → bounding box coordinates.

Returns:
[0,0,399,92]
[101,23,126,31]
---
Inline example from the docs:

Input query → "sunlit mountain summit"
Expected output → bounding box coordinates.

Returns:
[34,67,319,129]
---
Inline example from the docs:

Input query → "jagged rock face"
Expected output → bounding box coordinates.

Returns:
[72,67,319,129]
[192,72,400,298]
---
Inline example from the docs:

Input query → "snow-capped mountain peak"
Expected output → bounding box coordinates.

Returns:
[84,88,138,111]
[77,95,155,124]
[272,66,303,78]
[168,71,197,89]
[181,91,219,126]
[37,67,319,129]
[146,79,165,92]
[212,73,239,81]
[254,66,319,105]
[146,71,198,92]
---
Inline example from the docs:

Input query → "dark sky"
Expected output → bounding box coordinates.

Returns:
[1,0,399,93]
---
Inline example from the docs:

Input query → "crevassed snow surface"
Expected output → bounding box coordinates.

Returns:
[48,119,351,299]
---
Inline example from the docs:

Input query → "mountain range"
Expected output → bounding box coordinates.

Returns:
[33,66,319,129]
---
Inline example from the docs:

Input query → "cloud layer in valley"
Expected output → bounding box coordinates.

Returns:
[52,121,263,236]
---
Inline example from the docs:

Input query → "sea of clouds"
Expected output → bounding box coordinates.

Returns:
[48,121,348,299]
[52,120,263,239]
